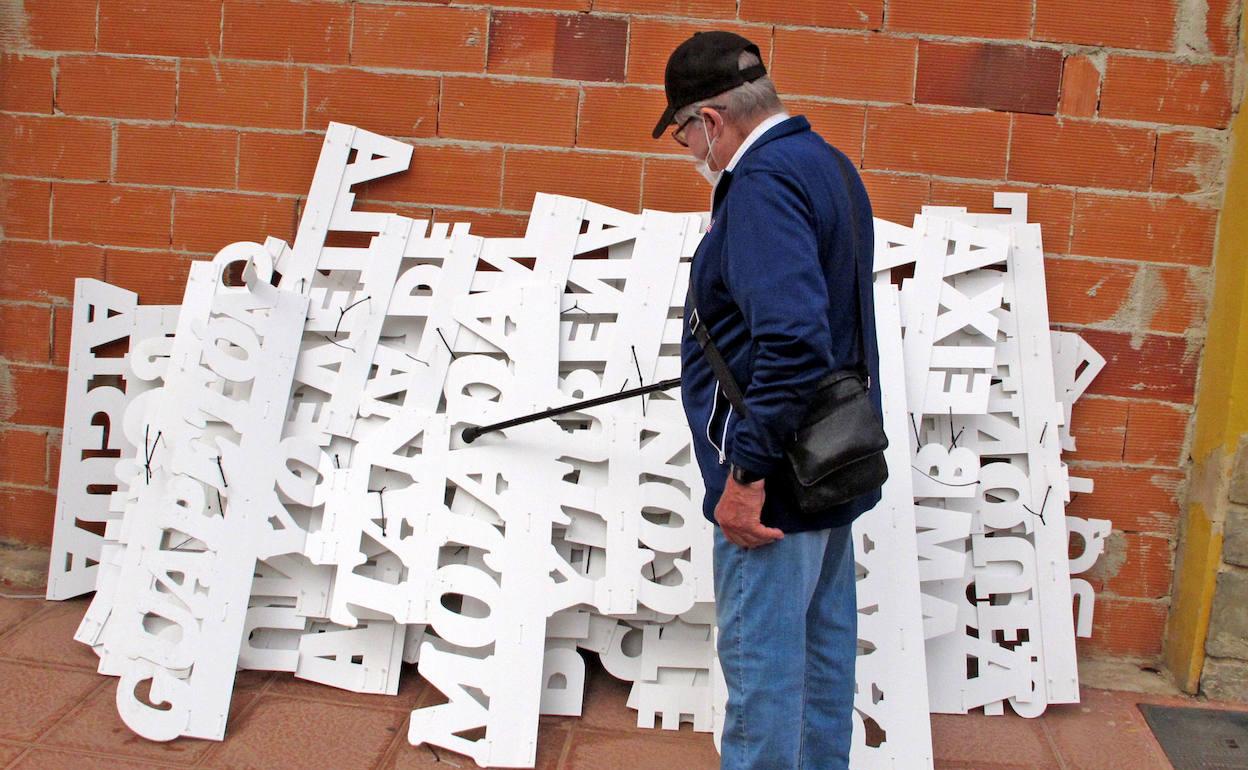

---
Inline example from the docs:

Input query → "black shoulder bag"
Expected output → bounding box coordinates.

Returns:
[687,154,889,517]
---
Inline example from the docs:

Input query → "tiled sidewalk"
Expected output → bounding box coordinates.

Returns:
[0,593,1229,769]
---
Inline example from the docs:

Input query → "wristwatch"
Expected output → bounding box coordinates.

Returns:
[731,464,765,485]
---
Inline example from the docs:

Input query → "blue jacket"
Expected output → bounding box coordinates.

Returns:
[680,115,882,533]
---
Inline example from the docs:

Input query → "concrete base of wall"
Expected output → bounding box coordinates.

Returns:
[1079,656,1185,696]
[0,540,48,591]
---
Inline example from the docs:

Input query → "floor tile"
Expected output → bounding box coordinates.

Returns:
[385,721,570,770]
[37,674,265,764]
[9,748,184,769]
[267,661,425,712]
[564,727,720,769]
[1043,689,1171,769]
[930,712,1061,769]
[0,741,28,766]
[201,696,405,770]
[0,598,98,670]
[0,596,43,639]
[0,661,100,742]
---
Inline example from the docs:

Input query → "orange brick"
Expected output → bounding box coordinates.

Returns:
[1104,533,1174,600]
[237,132,324,196]
[1009,115,1155,191]
[864,106,1009,179]
[641,157,710,214]
[1059,55,1101,118]
[306,70,438,137]
[0,487,58,546]
[105,249,197,305]
[1100,57,1232,129]
[626,19,772,86]
[1042,257,1135,327]
[1035,0,1177,52]
[1,54,54,113]
[51,305,72,367]
[116,125,238,189]
[179,61,304,130]
[786,100,866,165]
[0,241,105,303]
[485,0,588,9]
[771,29,915,103]
[488,12,628,82]
[172,191,298,253]
[740,0,882,29]
[1073,194,1217,267]
[1080,597,1166,659]
[1,364,68,428]
[438,210,531,238]
[359,145,503,209]
[224,0,350,64]
[0,179,52,240]
[1066,464,1183,535]
[0,431,49,487]
[1153,131,1225,195]
[57,55,178,120]
[916,43,1062,115]
[46,430,61,488]
[553,15,628,83]
[353,5,488,73]
[1207,0,1240,56]
[20,0,97,52]
[99,0,222,57]
[887,0,1031,38]
[442,78,579,148]
[52,183,172,249]
[1067,396,1128,463]
[1077,328,1198,404]
[487,13,555,79]
[0,305,52,365]
[1123,400,1190,467]
[593,0,734,18]
[578,86,678,155]
[859,171,929,225]
[1149,265,1208,335]
[503,150,641,213]
[0,114,111,181]
[927,181,1074,253]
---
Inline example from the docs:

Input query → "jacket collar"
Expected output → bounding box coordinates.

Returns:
[709,115,810,213]
[725,112,790,173]
[733,114,810,169]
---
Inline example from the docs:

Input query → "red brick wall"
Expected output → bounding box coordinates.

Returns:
[0,0,1238,662]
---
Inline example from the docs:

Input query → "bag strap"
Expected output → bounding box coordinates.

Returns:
[688,152,868,420]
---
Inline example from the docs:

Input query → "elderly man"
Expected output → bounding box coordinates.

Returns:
[652,32,882,770]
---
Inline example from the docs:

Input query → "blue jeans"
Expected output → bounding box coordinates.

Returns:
[713,523,857,770]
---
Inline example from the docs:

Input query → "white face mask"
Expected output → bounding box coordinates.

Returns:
[695,117,722,187]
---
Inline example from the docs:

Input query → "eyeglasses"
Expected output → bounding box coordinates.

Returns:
[671,105,726,148]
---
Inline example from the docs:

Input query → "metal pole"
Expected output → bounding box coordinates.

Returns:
[461,377,682,443]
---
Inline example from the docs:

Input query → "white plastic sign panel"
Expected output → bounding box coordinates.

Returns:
[97,253,308,741]
[48,280,178,600]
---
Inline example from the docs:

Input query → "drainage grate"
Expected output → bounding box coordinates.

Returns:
[1139,704,1248,769]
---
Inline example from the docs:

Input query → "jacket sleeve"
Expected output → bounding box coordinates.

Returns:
[721,170,834,476]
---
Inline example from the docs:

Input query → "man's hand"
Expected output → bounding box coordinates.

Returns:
[714,475,785,548]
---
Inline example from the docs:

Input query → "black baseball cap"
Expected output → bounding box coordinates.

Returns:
[651,31,767,140]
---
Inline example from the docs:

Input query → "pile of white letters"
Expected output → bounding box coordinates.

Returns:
[47,124,1111,768]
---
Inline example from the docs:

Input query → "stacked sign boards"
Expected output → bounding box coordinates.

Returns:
[48,123,1111,768]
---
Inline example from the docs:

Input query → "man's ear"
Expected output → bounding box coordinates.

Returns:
[702,107,724,135]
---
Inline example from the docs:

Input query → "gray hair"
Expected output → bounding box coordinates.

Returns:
[674,51,784,127]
